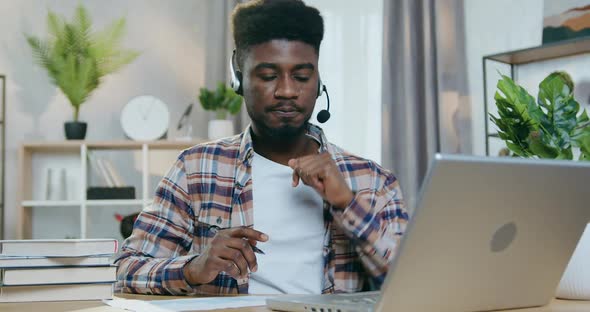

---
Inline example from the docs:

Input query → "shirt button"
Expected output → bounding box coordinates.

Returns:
[216,217,222,224]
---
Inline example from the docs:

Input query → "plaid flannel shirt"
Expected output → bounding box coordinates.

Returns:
[115,124,409,295]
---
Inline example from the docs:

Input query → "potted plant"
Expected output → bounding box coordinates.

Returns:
[26,4,139,140]
[198,82,242,140]
[490,71,590,299]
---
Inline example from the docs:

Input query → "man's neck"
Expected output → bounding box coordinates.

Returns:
[251,128,318,166]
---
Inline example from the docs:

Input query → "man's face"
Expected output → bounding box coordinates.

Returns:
[241,39,319,138]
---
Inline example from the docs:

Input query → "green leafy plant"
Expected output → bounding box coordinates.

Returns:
[198,82,242,119]
[490,71,590,160]
[26,4,140,121]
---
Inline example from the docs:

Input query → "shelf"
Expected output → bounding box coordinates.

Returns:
[484,37,590,65]
[22,139,206,152]
[86,199,149,206]
[22,200,81,207]
[19,139,192,239]
[22,199,152,207]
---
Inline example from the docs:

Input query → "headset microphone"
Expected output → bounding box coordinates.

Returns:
[316,85,330,123]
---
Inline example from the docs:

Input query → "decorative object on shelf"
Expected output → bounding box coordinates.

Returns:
[25,4,140,140]
[490,71,590,160]
[45,168,67,201]
[176,103,194,141]
[114,212,139,239]
[490,71,590,300]
[543,2,590,44]
[121,95,170,141]
[87,186,135,200]
[198,82,242,140]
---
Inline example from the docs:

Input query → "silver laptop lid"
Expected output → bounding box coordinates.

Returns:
[376,154,590,312]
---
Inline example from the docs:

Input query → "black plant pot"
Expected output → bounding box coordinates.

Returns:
[64,121,87,140]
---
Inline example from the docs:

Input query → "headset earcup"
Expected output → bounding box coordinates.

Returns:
[230,72,240,94]
[229,50,243,96]
[317,78,323,98]
[235,71,243,95]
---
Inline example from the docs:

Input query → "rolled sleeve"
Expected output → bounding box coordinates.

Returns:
[331,171,409,283]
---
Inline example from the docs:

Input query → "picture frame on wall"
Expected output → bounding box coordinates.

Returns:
[543,0,590,44]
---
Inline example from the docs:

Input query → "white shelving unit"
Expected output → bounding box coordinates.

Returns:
[18,140,204,239]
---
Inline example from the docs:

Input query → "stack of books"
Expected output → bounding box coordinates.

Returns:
[0,238,118,302]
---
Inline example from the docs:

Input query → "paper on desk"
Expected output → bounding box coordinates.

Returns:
[149,296,273,311]
[103,296,273,312]
[103,298,174,312]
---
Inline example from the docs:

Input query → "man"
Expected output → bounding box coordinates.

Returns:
[116,0,408,295]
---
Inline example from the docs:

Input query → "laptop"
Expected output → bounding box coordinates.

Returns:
[266,153,590,312]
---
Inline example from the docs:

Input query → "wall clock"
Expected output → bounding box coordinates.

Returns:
[121,95,170,141]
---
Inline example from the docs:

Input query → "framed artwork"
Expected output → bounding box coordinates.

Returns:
[543,0,590,44]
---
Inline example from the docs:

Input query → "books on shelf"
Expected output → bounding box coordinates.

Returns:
[0,239,118,257]
[0,283,114,303]
[87,152,126,187]
[0,238,118,302]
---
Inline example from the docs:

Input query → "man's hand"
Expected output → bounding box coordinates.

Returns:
[288,152,353,209]
[183,227,268,285]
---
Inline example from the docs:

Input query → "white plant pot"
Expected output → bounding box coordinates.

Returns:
[556,223,590,299]
[208,119,234,140]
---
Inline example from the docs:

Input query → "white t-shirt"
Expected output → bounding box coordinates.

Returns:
[248,152,325,294]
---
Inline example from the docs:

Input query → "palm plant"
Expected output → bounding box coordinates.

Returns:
[490,71,590,160]
[26,5,139,122]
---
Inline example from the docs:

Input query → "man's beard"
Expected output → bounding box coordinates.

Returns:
[249,109,312,139]
[258,120,310,138]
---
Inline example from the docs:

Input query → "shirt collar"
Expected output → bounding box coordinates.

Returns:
[238,123,329,165]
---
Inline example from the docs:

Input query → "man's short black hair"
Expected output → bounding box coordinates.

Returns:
[231,0,324,68]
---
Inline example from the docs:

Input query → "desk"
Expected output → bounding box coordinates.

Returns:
[1,295,590,312]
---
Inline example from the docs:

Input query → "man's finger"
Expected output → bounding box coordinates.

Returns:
[310,175,325,193]
[219,246,249,277]
[288,158,302,187]
[291,167,300,187]
[220,258,242,279]
[227,238,258,273]
[230,227,269,242]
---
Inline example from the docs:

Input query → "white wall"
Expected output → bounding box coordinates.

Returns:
[464,0,544,155]
[305,0,383,163]
[0,0,229,239]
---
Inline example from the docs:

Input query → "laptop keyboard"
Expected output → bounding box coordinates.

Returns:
[334,292,379,305]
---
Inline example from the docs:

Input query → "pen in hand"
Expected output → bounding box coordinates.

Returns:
[250,244,265,254]
[241,224,266,255]
[209,224,266,254]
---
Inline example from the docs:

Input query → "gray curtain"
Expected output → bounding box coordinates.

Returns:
[381,0,439,213]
